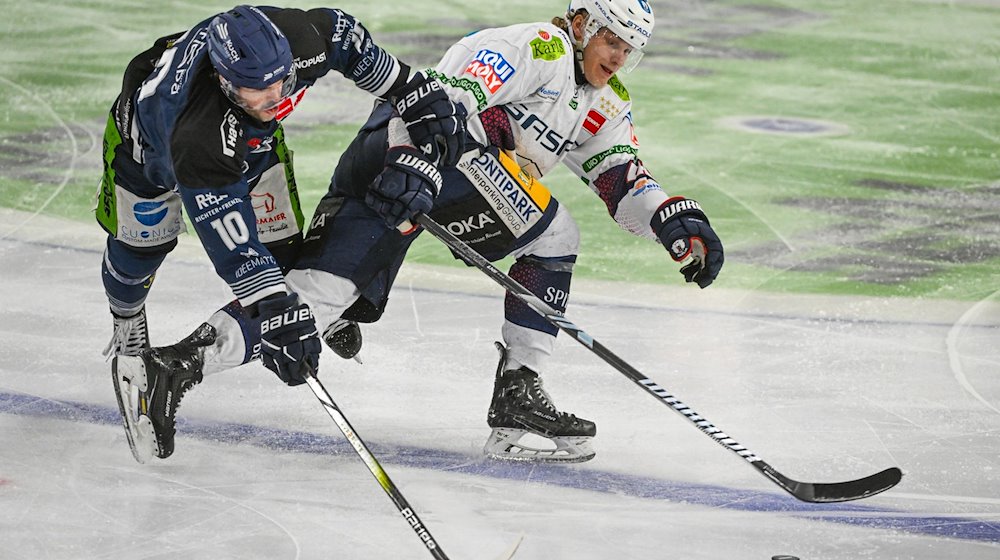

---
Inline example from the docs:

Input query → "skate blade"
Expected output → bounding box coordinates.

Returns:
[483,428,595,463]
[111,357,156,464]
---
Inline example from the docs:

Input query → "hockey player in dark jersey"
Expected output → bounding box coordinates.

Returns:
[99,5,465,463]
[122,0,724,465]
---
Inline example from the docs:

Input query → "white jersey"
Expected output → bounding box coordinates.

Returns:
[430,21,670,241]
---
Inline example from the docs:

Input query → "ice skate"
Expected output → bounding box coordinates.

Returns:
[484,343,596,463]
[323,318,362,361]
[102,307,149,359]
[112,323,215,463]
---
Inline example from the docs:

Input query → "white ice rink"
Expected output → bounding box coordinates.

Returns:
[2,209,999,559]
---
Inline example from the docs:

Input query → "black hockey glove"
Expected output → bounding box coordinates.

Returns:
[393,72,468,168]
[367,145,442,229]
[258,293,321,386]
[651,197,724,289]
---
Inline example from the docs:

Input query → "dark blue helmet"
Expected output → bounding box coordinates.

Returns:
[208,5,295,92]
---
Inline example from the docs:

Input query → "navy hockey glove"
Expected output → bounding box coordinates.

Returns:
[367,146,442,229]
[651,197,724,289]
[258,293,321,386]
[393,73,468,168]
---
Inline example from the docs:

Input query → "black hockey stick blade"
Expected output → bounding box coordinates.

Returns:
[413,214,903,504]
[756,461,903,503]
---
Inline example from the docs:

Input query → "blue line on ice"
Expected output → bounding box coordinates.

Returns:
[2,390,997,544]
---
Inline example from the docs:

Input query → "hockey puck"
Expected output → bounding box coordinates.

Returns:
[771,556,800,560]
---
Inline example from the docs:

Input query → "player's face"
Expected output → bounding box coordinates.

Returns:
[581,28,632,87]
[233,81,287,122]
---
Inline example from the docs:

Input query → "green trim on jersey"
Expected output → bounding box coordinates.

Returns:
[273,125,305,230]
[608,75,629,102]
[96,113,122,234]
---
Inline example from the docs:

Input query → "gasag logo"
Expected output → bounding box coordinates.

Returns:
[464,49,515,94]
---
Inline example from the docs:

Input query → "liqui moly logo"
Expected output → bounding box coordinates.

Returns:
[464,49,515,94]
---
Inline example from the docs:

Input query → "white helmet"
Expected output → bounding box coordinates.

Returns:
[567,0,655,51]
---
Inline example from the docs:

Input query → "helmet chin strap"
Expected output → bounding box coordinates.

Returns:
[568,13,590,85]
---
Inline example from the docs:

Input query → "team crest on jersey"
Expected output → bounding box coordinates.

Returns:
[464,49,515,94]
[247,135,274,154]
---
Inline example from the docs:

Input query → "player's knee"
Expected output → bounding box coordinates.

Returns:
[105,237,172,279]
[508,253,576,328]
[519,205,580,258]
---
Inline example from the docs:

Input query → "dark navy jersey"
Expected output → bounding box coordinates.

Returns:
[113,7,410,307]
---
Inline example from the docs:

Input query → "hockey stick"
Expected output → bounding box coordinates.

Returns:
[413,214,902,503]
[303,367,449,559]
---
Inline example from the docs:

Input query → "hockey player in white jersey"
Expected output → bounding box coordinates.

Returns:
[127,0,723,463]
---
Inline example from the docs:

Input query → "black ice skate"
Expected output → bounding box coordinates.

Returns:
[484,342,596,463]
[102,307,150,359]
[111,323,215,463]
[323,318,362,361]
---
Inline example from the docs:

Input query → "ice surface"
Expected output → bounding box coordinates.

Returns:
[2,210,999,559]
